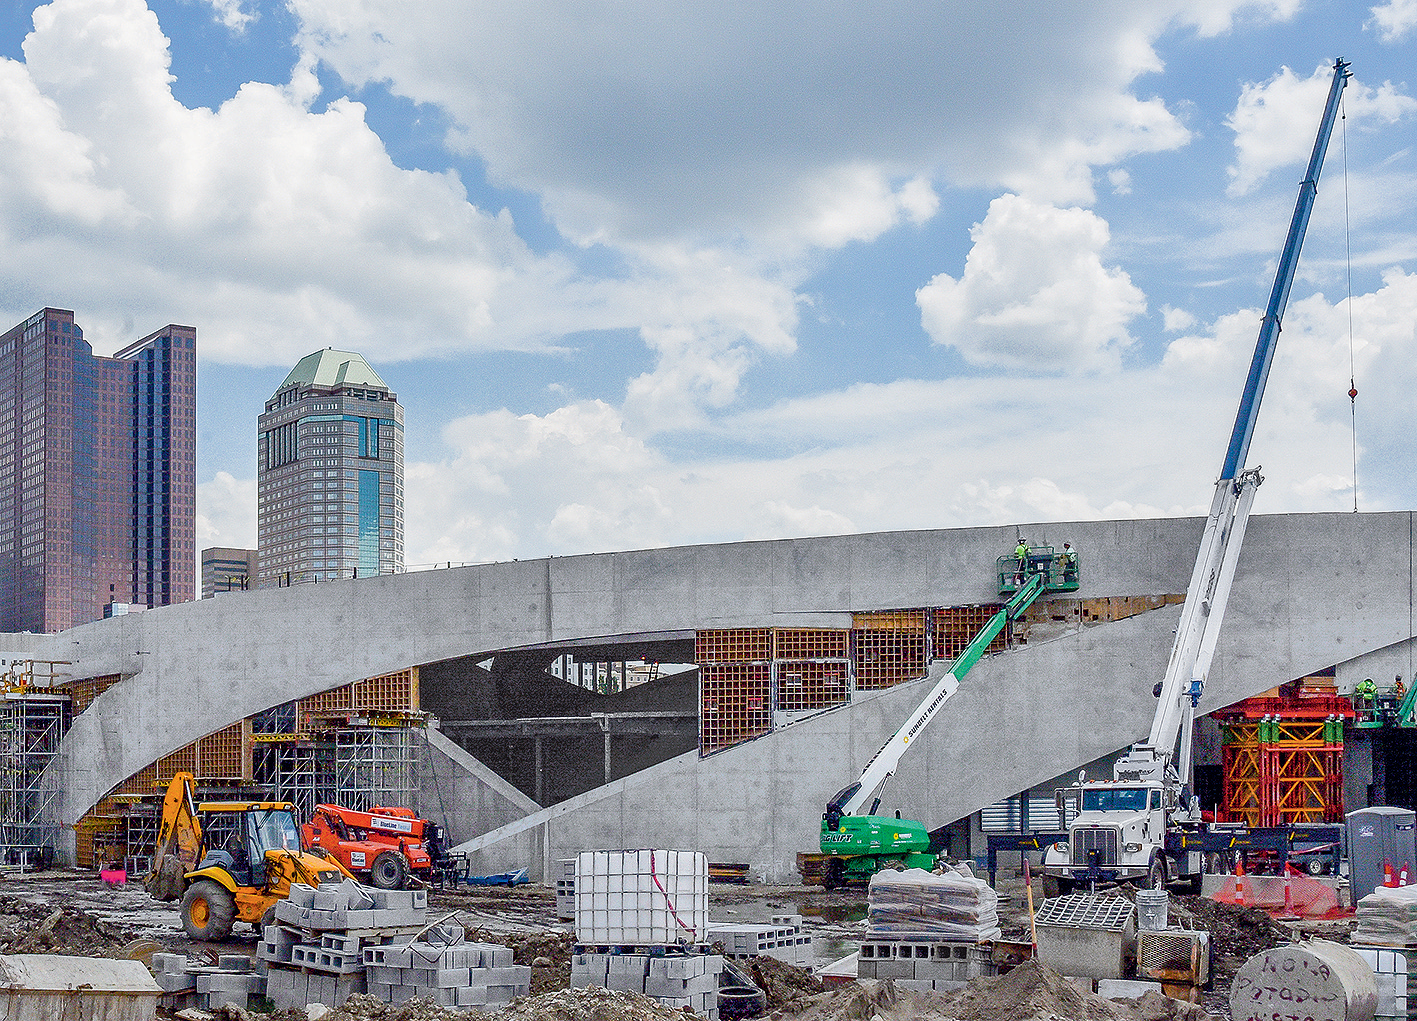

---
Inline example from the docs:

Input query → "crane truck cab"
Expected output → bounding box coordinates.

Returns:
[1041,778,1200,893]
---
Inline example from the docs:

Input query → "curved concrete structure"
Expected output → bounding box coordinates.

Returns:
[17,510,1416,880]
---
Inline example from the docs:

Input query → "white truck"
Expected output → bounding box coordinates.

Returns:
[1040,58,1351,895]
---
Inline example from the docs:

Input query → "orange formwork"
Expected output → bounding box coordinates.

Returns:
[1217,683,1351,828]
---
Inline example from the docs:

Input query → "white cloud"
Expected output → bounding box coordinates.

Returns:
[1226,63,1417,197]
[916,194,1146,371]
[287,1,1219,243]
[1162,306,1196,332]
[200,0,256,32]
[196,471,256,549]
[1369,0,1417,41]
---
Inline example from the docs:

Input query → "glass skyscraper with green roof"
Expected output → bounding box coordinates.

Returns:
[256,349,404,587]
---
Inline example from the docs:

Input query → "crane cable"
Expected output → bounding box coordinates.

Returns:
[1341,84,1358,512]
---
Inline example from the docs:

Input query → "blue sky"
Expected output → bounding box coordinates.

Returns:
[1,0,1416,568]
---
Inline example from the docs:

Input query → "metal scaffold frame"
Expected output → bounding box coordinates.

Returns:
[335,728,418,812]
[0,692,70,870]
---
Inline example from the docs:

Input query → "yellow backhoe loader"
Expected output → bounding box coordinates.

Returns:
[144,771,354,940]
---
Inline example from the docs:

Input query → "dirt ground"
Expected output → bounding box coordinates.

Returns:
[0,868,1338,1021]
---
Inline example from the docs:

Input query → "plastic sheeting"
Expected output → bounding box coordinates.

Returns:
[1351,883,1417,946]
[866,866,1000,941]
[1208,870,1343,919]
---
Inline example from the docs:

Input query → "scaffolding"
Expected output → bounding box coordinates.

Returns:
[73,668,425,869]
[0,692,71,870]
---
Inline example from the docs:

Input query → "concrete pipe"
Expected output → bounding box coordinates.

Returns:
[1230,939,1377,1021]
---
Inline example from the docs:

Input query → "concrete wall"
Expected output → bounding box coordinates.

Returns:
[11,510,1413,879]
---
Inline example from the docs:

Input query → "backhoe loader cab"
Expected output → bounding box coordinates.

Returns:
[146,773,353,941]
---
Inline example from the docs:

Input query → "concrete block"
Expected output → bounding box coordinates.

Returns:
[274,900,310,926]
[473,965,531,988]
[483,984,519,1007]
[364,944,413,968]
[409,967,470,988]
[286,883,317,907]
[606,970,646,993]
[217,954,250,972]
[895,978,934,993]
[196,971,262,1010]
[472,942,513,967]
[321,932,363,954]
[258,939,295,965]
[410,986,460,1007]
[154,971,197,992]
[1098,978,1163,1000]
[873,959,915,980]
[455,984,489,1007]
[367,979,393,1001]
[151,953,187,974]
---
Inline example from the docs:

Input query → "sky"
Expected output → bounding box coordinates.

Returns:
[1,0,1416,570]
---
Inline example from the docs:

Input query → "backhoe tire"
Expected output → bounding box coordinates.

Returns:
[181,880,236,941]
[371,851,408,890]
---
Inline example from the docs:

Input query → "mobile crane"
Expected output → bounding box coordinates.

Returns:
[819,554,1074,887]
[1040,58,1351,893]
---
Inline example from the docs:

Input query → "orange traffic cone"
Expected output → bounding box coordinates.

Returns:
[1233,856,1248,905]
[1384,859,1396,887]
[1281,867,1299,919]
[1402,862,1411,887]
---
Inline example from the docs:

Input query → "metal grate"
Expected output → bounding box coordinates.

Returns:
[1071,826,1119,865]
[1034,893,1135,932]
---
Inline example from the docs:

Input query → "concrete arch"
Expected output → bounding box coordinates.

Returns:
[23,510,1415,879]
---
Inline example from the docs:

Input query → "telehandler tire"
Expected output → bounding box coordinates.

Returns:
[181,879,236,941]
[371,850,408,890]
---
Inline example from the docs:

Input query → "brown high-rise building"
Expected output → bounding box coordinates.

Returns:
[0,308,197,632]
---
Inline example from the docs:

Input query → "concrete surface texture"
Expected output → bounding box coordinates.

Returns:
[9,510,1414,880]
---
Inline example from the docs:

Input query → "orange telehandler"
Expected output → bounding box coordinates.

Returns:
[301,803,452,889]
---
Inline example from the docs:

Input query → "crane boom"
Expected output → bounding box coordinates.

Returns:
[1121,58,1349,795]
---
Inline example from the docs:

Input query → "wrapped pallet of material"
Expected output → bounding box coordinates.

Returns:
[1350,884,1417,946]
[866,867,1000,942]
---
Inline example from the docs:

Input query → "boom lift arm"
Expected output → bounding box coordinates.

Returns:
[1117,58,1350,803]
[826,570,1048,826]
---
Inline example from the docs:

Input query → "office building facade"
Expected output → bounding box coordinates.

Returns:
[256,350,403,587]
[0,308,196,632]
[201,546,257,598]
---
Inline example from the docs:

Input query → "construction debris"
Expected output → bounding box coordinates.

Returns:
[0,893,138,956]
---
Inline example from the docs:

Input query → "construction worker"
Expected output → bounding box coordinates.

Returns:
[1014,538,1029,584]
[1060,541,1078,582]
[1355,677,1377,716]
[1395,675,1407,699]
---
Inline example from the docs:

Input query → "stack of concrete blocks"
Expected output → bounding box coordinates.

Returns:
[556,858,576,921]
[572,849,723,1019]
[856,939,994,992]
[261,880,428,1010]
[572,950,722,1018]
[710,914,813,966]
[364,931,531,1009]
[151,952,265,1010]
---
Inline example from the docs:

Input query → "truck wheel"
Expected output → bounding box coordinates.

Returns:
[181,880,236,941]
[1146,853,1167,891]
[371,851,408,890]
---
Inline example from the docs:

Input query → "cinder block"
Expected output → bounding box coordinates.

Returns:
[257,940,295,965]
[483,984,519,1007]
[151,953,188,974]
[217,954,250,972]
[321,932,363,954]
[606,971,646,993]
[455,984,489,1007]
[873,959,915,980]
[1098,978,1163,1000]
[473,965,530,987]
[154,971,197,993]
[274,900,310,926]
[285,883,317,907]
[366,979,393,1001]
[411,986,459,1007]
